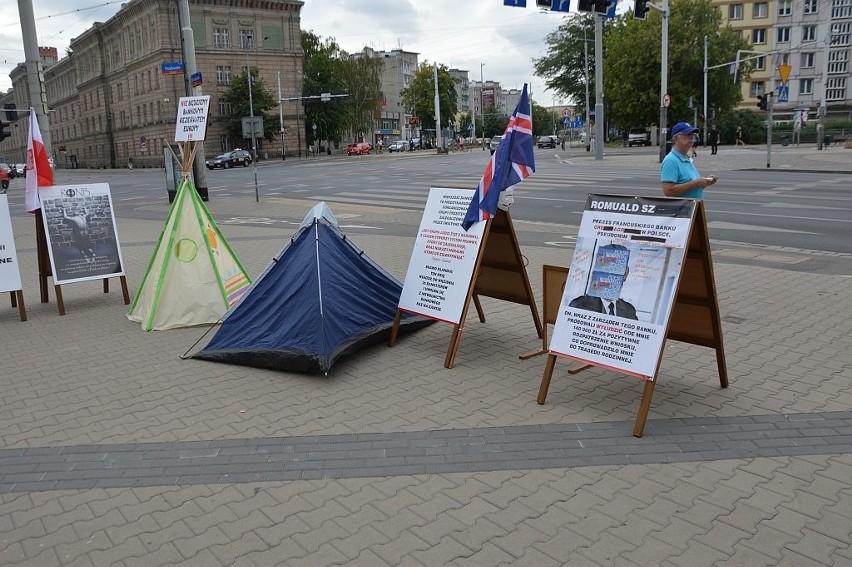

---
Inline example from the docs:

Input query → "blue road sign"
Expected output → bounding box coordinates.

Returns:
[468,123,474,131]
[161,62,184,75]
[551,0,570,11]
[777,85,789,103]
[563,117,571,126]
[504,0,527,6]
[607,0,618,19]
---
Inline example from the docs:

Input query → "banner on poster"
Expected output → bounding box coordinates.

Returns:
[549,195,696,380]
[174,95,210,142]
[0,195,23,293]
[398,187,486,324]
[39,184,126,285]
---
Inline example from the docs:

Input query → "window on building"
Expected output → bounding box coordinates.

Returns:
[729,3,743,19]
[803,25,817,42]
[804,0,818,14]
[802,52,816,68]
[218,98,232,116]
[216,66,232,85]
[752,29,767,44]
[826,77,846,100]
[239,29,254,50]
[799,78,814,94]
[832,22,851,45]
[753,2,768,17]
[778,0,792,16]
[833,0,852,18]
[221,135,229,152]
[750,82,765,97]
[213,27,230,48]
[828,49,848,74]
[777,27,791,42]
[755,56,766,70]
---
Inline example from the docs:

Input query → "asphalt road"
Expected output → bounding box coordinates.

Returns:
[6,148,850,275]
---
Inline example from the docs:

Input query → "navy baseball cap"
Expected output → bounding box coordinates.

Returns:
[671,122,699,137]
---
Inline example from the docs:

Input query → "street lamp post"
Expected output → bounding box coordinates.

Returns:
[703,35,709,146]
[277,71,285,160]
[244,45,259,201]
[480,62,485,150]
[658,0,670,163]
[584,30,591,152]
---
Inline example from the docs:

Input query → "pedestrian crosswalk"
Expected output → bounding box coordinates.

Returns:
[288,170,641,212]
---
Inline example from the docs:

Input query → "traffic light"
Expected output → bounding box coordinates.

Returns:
[0,122,9,142]
[593,0,613,13]
[757,94,767,111]
[633,0,650,19]
[578,0,611,12]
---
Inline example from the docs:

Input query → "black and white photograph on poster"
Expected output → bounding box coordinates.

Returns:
[40,184,125,285]
[550,195,696,380]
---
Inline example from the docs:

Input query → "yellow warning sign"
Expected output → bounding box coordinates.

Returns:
[778,64,792,85]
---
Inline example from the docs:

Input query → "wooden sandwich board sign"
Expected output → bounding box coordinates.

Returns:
[389,186,542,368]
[519,264,590,373]
[537,194,728,437]
[0,194,27,321]
[36,183,130,315]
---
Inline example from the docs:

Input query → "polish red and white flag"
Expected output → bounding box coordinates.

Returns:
[25,108,54,212]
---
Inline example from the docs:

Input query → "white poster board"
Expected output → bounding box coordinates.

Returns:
[398,187,486,324]
[39,184,126,285]
[549,195,696,380]
[0,195,23,292]
[174,96,211,142]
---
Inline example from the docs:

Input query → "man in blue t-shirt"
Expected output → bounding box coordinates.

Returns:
[661,122,718,199]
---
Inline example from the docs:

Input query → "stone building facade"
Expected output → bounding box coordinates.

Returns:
[1,0,304,169]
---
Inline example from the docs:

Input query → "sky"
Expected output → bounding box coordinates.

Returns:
[0,0,571,106]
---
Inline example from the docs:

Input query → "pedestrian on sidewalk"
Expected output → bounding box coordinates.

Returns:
[690,132,699,158]
[661,122,718,199]
[708,125,719,155]
[736,124,745,146]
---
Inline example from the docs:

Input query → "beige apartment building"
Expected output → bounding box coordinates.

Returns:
[1,0,304,169]
[713,0,851,119]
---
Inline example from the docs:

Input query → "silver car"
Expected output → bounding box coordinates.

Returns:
[489,135,503,155]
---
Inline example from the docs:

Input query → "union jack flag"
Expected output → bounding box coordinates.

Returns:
[462,83,535,231]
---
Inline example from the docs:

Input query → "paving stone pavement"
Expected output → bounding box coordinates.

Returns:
[1,149,851,565]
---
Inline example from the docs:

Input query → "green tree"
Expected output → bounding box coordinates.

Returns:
[401,62,459,139]
[604,0,748,128]
[533,14,598,115]
[534,0,749,129]
[339,49,383,141]
[301,31,348,148]
[223,68,277,147]
[531,101,556,136]
[714,108,765,144]
[482,105,508,139]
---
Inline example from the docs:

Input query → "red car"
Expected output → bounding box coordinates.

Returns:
[0,167,9,192]
[347,142,371,156]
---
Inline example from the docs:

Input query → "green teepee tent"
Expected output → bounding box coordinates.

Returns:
[127,177,251,330]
